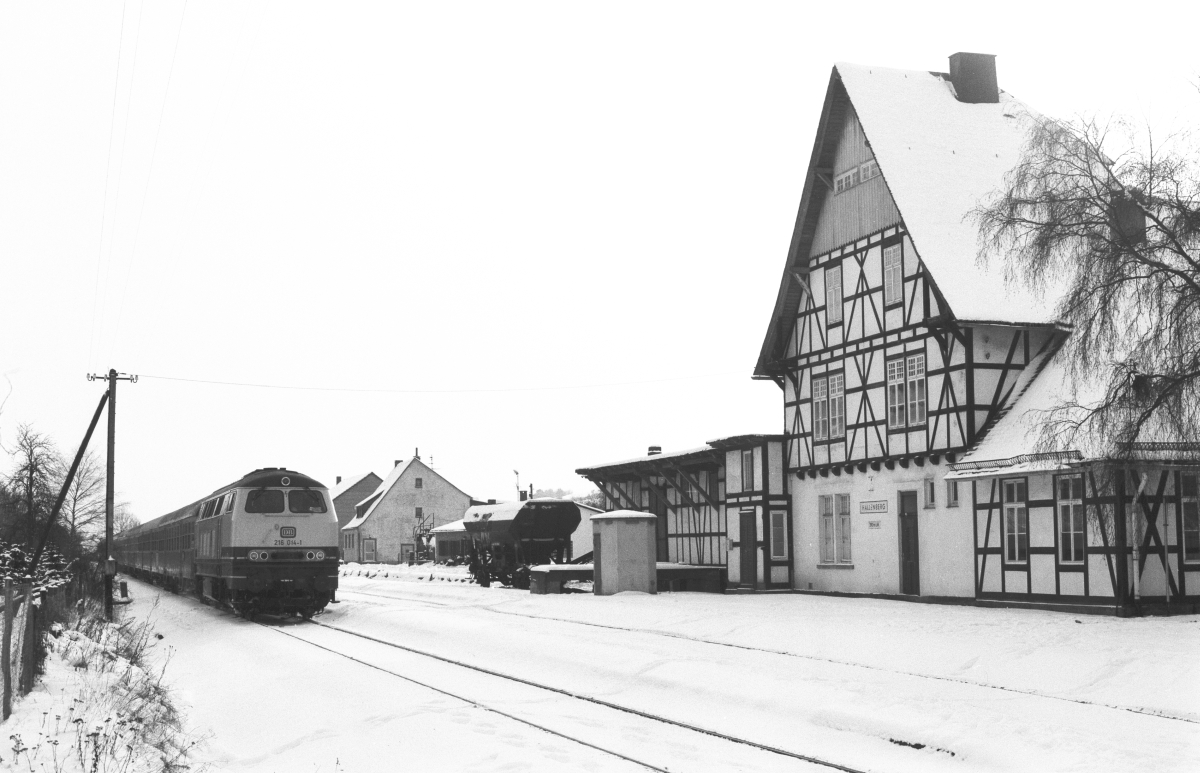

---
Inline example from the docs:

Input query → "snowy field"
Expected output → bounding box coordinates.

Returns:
[105,570,1198,772]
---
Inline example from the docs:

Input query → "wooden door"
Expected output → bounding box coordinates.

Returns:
[899,492,920,595]
[739,509,757,587]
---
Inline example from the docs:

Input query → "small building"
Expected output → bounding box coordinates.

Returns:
[329,472,383,530]
[430,519,469,561]
[341,455,475,564]
[577,436,789,590]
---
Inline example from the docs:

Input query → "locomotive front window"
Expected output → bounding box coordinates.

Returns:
[289,490,328,513]
[246,489,285,513]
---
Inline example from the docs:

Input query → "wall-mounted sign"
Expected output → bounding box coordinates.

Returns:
[860,500,888,514]
[868,520,882,529]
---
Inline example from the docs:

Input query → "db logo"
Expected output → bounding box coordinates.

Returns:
[279,527,297,539]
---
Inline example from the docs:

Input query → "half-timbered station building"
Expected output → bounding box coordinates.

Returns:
[580,53,1200,613]
[341,453,475,564]
[577,436,790,589]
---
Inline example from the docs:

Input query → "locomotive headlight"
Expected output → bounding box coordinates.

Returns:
[306,551,316,561]
[315,551,325,561]
[249,551,260,561]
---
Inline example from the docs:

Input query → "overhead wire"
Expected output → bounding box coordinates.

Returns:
[86,0,130,373]
[137,370,747,394]
[110,0,191,367]
[100,0,147,364]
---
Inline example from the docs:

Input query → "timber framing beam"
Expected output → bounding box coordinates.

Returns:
[658,463,720,511]
[594,479,641,511]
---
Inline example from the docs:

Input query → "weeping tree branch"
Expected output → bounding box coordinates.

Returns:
[972,113,1200,457]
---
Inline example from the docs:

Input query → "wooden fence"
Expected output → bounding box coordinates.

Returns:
[1,580,50,721]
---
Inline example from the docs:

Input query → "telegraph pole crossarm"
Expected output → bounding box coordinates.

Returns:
[88,369,137,620]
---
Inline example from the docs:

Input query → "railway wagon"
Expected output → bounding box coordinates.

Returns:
[115,467,339,618]
[463,499,581,586]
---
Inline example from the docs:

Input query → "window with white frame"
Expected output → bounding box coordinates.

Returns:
[946,480,960,508]
[813,377,829,441]
[770,511,788,559]
[825,264,842,324]
[819,495,835,563]
[883,244,902,306]
[828,373,845,439]
[1057,476,1085,563]
[907,353,927,426]
[837,494,851,562]
[860,159,879,182]
[818,494,852,563]
[887,359,907,428]
[1182,473,1199,562]
[923,478,936,508]
[742,448,755,492]
[1003,479,1028,564]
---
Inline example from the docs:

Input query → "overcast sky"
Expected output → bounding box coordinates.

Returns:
[2,1,1197,521]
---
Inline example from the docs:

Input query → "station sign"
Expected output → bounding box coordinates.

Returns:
[859,500,888,514]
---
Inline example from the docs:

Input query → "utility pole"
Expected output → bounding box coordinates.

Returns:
[88,369,137,620]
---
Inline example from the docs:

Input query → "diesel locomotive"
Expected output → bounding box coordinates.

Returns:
[114,467,339,618]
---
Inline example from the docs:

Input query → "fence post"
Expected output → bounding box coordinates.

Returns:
[18,584,33,696]
[22,588,36,695]
[2,579,11,720]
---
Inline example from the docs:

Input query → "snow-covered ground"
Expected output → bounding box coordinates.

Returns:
[112,569,1198,772]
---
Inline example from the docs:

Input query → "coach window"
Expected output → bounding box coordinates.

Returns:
[289,490,328,513]
[246,489,285,513]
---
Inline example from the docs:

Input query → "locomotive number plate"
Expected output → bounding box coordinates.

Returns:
[279,527,297,538]
[274,539,303,546]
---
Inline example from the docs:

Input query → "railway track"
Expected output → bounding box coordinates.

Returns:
[261,616,870,773]
[337,583,1200,726]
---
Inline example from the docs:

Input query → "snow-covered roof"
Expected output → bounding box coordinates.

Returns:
[342,457,474,531]
[429,518,467,534]
[577,434,779,476]
[329,472,377,502]
[837,63,1062,325]
[756,60,1067,377]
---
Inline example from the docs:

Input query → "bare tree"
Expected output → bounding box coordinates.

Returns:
[3,424,64,544]
[113,503,141,537]
[59,450,107,556]
[974,113,1200,454]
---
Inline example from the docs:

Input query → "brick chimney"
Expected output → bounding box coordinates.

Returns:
[948,52,999,104]
[648,445,662,456]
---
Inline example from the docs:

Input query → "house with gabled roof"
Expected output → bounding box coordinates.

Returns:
[329,471,384,531]
[340,453,475,564]
[755,52,1199,614]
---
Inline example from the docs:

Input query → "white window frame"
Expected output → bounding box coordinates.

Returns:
[946,480,960,508]
[828,373,845,439]
[819,495,835,563]
[923,478,936,509]
[883,244,902,306]
[813,377,829,441]
[770,511,788,559]
[1057,475,1086,564]
[836,494,852,563]
[1182,473,1199,563]
[1002,479,1028,564]
[825,264,843,324]
[887,358,907,429]
[742,449,756,493]
[819,494,852,564]
[363,538,377,563]
[906,353,927,426]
